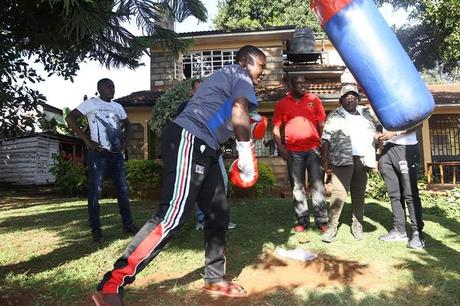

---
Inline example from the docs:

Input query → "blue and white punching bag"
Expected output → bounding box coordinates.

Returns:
[311,0,434,130]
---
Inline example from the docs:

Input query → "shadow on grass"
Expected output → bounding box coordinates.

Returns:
[0,196,80,211]
[132,253,373,306]
[125,273,459,306]
[330,201,381,233]
[365,200,460,306]
[1,193,459,305]
[363,201,397,232]
[0,198,156,277]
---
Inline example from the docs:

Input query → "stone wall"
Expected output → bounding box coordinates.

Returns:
[259,46,284,86]
[150,51,178,91]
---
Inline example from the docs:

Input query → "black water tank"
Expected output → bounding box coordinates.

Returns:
[289,28,316,53]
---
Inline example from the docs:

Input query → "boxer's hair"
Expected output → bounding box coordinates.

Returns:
[235,45,266,66]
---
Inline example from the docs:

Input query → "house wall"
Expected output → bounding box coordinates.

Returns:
[421,119,431,164]
[0,136,59,185]
[314,39,344,66]
[149,34,346,92]
[150,43,285,91]
[146,33,458,177]
[260,46,284,85]
[125,107,152,159]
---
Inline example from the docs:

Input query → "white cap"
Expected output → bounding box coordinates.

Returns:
[340,84,359,97]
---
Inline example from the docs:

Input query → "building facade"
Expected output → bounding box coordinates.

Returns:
[117,26,460,186]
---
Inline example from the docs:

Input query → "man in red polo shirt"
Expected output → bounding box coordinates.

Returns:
[273,75,328,232]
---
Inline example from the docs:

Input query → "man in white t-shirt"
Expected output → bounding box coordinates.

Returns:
[377,129,425,249]
[66,78,139,243]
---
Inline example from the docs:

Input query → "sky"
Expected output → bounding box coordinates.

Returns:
[32,1,407,110]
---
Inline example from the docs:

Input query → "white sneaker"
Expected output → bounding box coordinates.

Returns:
[228,222,237,230]
[195,222,204,230]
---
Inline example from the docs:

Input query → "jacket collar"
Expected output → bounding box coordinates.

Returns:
[337,105,366,117]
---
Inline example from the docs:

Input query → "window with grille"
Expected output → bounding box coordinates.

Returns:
[148,127,161,159]
[182,50,238,79]
[127,124,144,160]
[222,115,277,158]
[429,114,460,161]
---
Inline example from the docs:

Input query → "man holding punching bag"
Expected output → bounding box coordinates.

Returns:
[377,129,425,249]
[92,45,267,305]
[311,0,434,130]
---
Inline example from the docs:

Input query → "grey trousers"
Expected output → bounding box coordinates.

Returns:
[378,144,424,233]
[287,149,328,225]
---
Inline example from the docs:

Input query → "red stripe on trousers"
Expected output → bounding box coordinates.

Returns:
[102,130,192,294]
[102,224,164,294]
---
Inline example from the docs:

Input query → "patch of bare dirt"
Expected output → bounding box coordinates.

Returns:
[81,252,389,305]
[237,252,385,294]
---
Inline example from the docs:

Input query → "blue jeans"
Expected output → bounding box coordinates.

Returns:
[196,154,228,223]
[287,149,328,225]
[87,150,134,232]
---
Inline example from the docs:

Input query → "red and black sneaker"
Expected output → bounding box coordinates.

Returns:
[294,224,306,232]
[294,217,310,232]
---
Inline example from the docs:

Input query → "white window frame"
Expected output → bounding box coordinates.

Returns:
[181,49,238,78]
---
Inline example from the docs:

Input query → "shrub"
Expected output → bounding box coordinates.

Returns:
[366,170,460,219]
[49,154,87,195]
[125,159,163,199]
[228,161,276,198]
[254,162,277,197]
[50,154,164,199]
[149,78,198,137]
[419,187,460,219]
[365,170,389,202]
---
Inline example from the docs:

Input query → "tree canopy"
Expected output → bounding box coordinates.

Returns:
[214,0,459,74]
[0,0,207,139]
[214,0,321,32]
[376,0,459,71]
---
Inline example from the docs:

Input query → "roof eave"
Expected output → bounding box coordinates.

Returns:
[177,26,297,39]
[434,104,460,107]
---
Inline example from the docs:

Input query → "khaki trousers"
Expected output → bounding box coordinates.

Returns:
[329,156,368,227]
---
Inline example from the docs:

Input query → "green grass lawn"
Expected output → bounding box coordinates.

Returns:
[0,192,459,306]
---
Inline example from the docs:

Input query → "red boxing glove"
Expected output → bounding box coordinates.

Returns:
[229,140,259,188]
[249,113,268,140]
